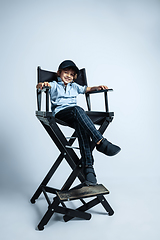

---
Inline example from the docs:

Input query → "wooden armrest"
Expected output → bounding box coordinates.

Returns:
[86,88,113,94]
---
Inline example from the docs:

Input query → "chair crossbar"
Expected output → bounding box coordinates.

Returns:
[65,145,80,149]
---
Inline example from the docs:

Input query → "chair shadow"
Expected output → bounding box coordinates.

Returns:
[31,195,109,230]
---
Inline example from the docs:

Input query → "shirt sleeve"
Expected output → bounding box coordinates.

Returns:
[49,81,57,95]
[73,83,87,94]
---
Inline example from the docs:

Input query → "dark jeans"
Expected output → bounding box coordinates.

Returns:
[55,106,103,166]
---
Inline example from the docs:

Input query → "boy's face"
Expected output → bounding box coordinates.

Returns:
[59,68,76,86]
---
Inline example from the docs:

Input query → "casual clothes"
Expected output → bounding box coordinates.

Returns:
[49,77,102,166]
[56,106,103,166]
[49,77,87,116]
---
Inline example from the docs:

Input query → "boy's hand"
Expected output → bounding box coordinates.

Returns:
[36,82,51,90]
[86,85,108,92]
[96,85,108,91]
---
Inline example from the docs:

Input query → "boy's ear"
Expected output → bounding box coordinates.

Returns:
[57,70,61,77]
[74,73,77,79]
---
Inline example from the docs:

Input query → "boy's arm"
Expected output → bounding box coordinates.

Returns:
[36,82,51,90]
[85,85,108,93]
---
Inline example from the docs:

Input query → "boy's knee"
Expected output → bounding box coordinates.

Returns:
[75,106,84,112]
[74,106,85,115]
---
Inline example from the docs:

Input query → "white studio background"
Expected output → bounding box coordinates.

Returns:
[0,0,160,240]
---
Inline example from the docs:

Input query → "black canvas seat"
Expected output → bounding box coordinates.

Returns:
[30,66,115,230]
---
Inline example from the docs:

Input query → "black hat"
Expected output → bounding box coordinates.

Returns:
[58,60,79,74]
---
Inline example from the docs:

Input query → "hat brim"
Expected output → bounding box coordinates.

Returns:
[58,60,79,75]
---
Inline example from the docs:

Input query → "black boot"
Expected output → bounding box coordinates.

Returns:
[96,138,121,156]
[84,166,97,186]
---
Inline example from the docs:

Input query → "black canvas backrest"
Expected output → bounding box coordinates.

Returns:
[38,66,57,83]
[74,68,88,86]
[37,66,88,86]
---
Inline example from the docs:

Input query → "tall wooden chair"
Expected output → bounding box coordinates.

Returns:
[30,66,115,230]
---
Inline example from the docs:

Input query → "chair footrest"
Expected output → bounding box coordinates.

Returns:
[56,184,109,202]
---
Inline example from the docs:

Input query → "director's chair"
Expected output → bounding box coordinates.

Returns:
[30,66,115,230]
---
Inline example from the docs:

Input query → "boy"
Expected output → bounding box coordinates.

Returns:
[36,60,121,186]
